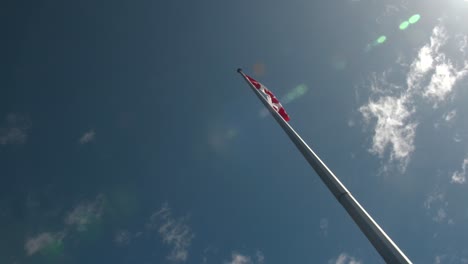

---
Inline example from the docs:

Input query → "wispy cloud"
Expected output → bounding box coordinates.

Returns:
[424,61,468,105]
[255,250,265,264]
[114,230,132,246]
[25,232,64,256]
[410,26,468,106]
[451,158,468,184]
[320,218,329,237]
[433,254,468,264]
[433,208,451,223]
[434,255,443,264]
[201,246,218,264]
[406,26,449,92]
[424,188,453,224]
[226,253,252,264]
[79,130,95,144]
[360,95,417,171]
[443,110,457,122]
[359,25,468,171]
[65,194,105,231]
[224,251,265,264]
[458,35,467,56]
[0,113,31,145]
[147,203,194,262]
[328,252,362,264]
[424,189,445,210]
[407,46,434,90]
[422,28,468,106]
[24,193,108,258]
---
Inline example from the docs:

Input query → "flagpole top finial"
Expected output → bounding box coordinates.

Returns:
[237,68,243,73]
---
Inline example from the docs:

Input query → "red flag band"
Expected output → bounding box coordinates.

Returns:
[245,75,290,121]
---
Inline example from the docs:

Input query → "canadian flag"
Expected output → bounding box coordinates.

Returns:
[245,74,290,122]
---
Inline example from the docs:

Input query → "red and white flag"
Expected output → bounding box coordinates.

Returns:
[245,74,290,121]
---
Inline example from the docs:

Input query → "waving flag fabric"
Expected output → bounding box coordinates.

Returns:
[245,75,290,121]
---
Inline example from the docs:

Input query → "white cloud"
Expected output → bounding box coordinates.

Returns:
[0,113,31,145]
[433,208,448,223]
[224,250,265,264]
[406,25,448,92]
[424,190,444,210]
[65,194,105,231]
[430,26,448,54]
[24,232,64,256]
[421,28,468,107]
[359,24,468,171]
[443,110,457,122]
[407,46,434,91]
[226,253,252,264]
[416,46,434,73]
[451,158,468,184]
[360,95,416,170]
[79,130,95,144]
[148,203,194,262]
[424,61,467,104]
[329,253,362,264]
[424,188,453,224]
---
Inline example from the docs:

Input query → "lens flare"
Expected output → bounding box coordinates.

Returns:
[43,240,63,255]
[408,14,421,24]
[366,14,422,51]
[40,238,65,260]
[376,36,387,44]
[399,21,409,30]
[226,128,238,140]
[331,54,347,70]
[284,84,308,104]
[253,63,265,76]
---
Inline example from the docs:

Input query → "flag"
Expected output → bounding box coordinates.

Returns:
[244,74,290,121]
[237,68,411,263]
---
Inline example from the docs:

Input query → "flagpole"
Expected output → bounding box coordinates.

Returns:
[237,68,411,264]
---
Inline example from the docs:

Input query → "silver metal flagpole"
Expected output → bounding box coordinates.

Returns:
[237,68,411,264]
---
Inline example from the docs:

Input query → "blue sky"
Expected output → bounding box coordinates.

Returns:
[2,0,468,263]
